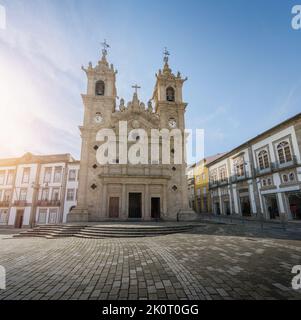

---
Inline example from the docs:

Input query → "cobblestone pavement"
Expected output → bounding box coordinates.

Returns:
[0,224,301,300]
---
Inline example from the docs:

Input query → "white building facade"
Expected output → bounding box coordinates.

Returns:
[208,113,301,221]
[0,153,79,228]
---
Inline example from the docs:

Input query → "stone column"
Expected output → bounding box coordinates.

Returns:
[122,184,127,219]
[144,184,150,220]
[102,183,107,218]
[163,184,167,216]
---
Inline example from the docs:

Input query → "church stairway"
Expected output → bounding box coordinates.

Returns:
[13,223,202,239]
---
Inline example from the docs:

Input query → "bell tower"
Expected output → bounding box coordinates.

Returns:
[152,48,188,131]
[152,49,193,217]
[68,41,117,222]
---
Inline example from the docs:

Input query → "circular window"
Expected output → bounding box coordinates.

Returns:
[172,167,176,171]
[172,185,178,192]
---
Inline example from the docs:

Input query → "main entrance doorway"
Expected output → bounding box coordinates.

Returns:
[265,195,279,220]
[240,196,251,217]
[288,192,301,220]
[128,193,142,218]
[151,198,160,219]
[109,197,119,218]
[15,210,24,228]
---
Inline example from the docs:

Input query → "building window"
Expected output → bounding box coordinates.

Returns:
[19,188,27,201]
[283,174,289,183]
[210,169,218,184]
[6,170,14,185]
[258,150,270,170]
[0,171,5,185]
[48,209,58,224]
[3,190,11,202]
[166,87,175,102]
[68,169,76,181]
[267,178,273,186]
[51,188,60,201]
[44,167,52,183]
[53,167,62,183]
[0,209,9,224]
[66,189,75,201]
[22,168,30,184]
[234,157,245,177]
[289,172,295,182]
[95,80,105,96]
[219,166,227,182]
[41,188,49,201]
[38,209,47,224]
[277,141,292,164]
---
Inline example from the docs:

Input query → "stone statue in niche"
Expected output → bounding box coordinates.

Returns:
[147,100,153,113]
[140,102,145,111]
[119,98,125,112]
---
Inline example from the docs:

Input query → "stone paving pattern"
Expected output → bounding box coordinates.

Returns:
[0,223,301,300]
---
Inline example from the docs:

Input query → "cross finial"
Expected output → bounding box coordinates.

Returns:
[101,39,110,57]
[132,84,141,94]
[163,47,170,64]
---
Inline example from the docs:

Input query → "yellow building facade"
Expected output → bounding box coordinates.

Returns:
[191,155,225,214]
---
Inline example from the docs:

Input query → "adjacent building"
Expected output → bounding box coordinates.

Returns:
[187,154,225,214]
[207,113,301,221]
[0,153,79,228]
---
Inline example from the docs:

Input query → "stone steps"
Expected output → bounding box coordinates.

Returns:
[75,228,192,239]
[13,225,86,239]
[13,223,200,239]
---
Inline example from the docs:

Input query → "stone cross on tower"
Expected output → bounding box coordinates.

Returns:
[132,84,141,94]
[163,47,170,64]
[101,39,110,57]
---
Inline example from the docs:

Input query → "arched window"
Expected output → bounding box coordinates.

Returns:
[234,157,245,177]
[166,87,175,102]
[95,80,105,96]
[258,150,270,170]
[277,141,292,164]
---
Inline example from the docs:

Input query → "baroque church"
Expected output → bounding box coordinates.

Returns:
[68,44,193,222]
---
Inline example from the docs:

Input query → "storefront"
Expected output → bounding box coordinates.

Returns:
[287,191,301,220]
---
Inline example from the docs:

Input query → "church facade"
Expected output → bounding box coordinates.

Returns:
[68,47,192,222]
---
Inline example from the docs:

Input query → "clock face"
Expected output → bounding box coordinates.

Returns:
[168,118,177,129]
[94,113,103,124]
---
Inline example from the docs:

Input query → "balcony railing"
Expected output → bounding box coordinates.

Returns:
[0,201,10,208]
[230,171,252,183]
[255,155,298,176]
[37,200,61,207]
[14,200,28,207]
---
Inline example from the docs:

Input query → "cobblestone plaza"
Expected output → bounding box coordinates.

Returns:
[0,223,300,300]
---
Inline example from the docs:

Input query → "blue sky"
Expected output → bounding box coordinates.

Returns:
[0,0,300,162]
